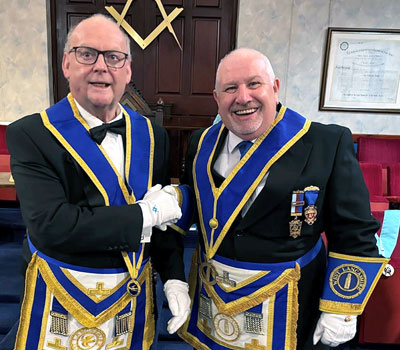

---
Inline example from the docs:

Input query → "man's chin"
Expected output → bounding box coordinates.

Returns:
[231,121,263,139]
[87,96,114,110]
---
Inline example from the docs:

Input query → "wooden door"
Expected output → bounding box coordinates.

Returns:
[50,0,238,179]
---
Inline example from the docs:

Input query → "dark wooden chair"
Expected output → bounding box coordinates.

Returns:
[120,83,164,126]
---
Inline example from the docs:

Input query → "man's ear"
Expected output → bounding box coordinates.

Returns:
[125,60,132,84]
[62,53,70,81]
[273,78,280,93]
[213,89,219,105]
[273,78,280,102]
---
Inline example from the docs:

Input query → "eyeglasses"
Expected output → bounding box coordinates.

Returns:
[68,46,129,69]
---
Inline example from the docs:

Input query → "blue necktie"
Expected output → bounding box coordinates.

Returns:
[237,141,253,159]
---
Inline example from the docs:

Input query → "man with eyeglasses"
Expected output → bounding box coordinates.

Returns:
[6,14,191,350]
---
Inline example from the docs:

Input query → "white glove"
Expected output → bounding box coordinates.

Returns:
[154,185,180,231]
[164,279,191,334]
[313,312,357,347]
[139,184,182,231]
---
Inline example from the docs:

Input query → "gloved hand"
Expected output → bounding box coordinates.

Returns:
[153,185,180,231]
[139,184,182,231]
[313,312,357,347]
[164,279,191,334]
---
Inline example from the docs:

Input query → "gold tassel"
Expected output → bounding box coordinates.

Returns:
[115,311,132,336]
[50,311,68,336]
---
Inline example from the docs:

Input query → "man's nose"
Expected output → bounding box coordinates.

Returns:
[93,53,108,71]
[235,85,251,104]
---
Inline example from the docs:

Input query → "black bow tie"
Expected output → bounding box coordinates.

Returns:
[89,118,126,144]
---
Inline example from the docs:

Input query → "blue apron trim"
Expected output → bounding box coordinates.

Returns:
[26,272,47,349]
[273,284,288,349]
[119,302,131,315]
[247,304,263,313]
[52,297,67,315]
[212,236,322,270]
[27,235,127,274]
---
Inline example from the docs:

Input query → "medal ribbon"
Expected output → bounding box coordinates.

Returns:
[304,189,318,207]
[194,106,311,259]
[290,192,304,216]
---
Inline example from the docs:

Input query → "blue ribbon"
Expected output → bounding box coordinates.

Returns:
[375,210,400,258]
[304,190,318,206]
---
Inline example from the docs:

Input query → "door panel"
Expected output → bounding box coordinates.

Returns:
[192,19,219,94]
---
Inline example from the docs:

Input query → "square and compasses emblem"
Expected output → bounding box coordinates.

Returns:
[105,0,183,50]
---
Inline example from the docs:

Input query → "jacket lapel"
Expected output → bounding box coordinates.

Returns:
[237,137,312,229]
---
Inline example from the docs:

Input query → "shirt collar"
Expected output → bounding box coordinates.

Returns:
[74,99,123,129]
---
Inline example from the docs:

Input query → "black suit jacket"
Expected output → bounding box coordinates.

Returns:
[182,118,379,349]
[6,110,185,283]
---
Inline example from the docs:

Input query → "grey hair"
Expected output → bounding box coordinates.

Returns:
[63,13,131,58]
[215,48,275,90]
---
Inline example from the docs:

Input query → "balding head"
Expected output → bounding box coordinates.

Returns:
[215,48,275,91]
[64,14,131,58]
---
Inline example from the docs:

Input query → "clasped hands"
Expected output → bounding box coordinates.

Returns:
[139,184,182,231]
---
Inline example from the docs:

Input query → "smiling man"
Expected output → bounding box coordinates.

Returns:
[178,48,387,350]
[213,50,279,140]
[6,14,190,350]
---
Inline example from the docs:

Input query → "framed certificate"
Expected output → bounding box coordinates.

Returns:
[319,28,400,113]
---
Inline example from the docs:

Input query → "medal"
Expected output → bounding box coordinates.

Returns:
[304,186,319,225]
[289,218,302,239]
[289,190,304,238]
[304,205,318,225]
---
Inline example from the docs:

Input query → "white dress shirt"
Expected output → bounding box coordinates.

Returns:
[214,131,269,217]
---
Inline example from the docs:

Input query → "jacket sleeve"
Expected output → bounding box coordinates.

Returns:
[323,127,380,257]
[6,116,143,257]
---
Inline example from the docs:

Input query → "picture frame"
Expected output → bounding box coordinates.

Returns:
[319,27,400,113]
